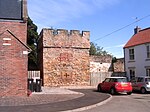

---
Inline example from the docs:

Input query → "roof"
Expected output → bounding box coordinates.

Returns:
[124,27,150,48]
[0,0,27,21]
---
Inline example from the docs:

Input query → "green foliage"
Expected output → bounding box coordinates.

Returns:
[112,57,117,63]
[27,17,38,70]
[27,17,38,45]
[89,42,96,55]
[89,42,112,56]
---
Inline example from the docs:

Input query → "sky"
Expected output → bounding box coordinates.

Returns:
[27,0,150,58]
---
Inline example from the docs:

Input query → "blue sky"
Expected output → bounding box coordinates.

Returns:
[28,0,150,58]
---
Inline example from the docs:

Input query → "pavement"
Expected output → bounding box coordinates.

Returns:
[0,87,111,112]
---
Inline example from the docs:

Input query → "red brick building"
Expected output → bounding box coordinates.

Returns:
[0,0,29,96]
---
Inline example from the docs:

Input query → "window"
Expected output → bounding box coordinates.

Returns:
[146,45,150,59]
[137,77,144,82]
[145,78,150,82]
[146,68,150,77]
[104,78,110,82]
[129,48,134,60]
[110,78,116,82]
[129,69,135,80]
[117,78,127,82]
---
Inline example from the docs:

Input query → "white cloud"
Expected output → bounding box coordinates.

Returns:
[105,44,125,49]
[27,0,120,32]
[92,0,120,9]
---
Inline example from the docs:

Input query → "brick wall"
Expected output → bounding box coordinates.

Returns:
[0,21,28,96]
[38,29,90,86]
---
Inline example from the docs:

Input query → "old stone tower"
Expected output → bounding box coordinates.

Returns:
[38,29,90,86]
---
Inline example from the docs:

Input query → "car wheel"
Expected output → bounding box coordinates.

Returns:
[127,92,132,95]
[141,87,146,94]
[110,88,115,95]
[97,85,102,92]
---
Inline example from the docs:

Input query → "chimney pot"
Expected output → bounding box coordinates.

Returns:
[134,26,141,34]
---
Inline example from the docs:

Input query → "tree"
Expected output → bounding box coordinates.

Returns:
[89,42,96,55]
[89,42,112,56]
[27,17,38,70]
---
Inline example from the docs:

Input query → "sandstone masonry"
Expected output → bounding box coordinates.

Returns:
[38,29,90,86]
[90,55,112,73]
[113,58,124,72]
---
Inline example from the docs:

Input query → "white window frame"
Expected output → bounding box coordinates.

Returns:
[129,68,135,80]
[146,67,150,77]
[146,44,150,59]
[129,48,135,60]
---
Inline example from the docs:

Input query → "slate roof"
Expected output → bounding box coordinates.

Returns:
[124,27,150,48]
[0,0,22,20]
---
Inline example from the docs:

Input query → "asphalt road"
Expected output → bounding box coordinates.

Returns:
[82,93,150,112]
[0,89,110,112]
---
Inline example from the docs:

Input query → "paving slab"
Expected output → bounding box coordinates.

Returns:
[0,89,111,112]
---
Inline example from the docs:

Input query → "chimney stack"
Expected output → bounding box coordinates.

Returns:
[134,26,141,34]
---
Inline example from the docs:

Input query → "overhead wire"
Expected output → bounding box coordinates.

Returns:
[92,14,150,42]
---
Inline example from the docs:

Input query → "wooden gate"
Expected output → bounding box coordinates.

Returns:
[90,72,112,87]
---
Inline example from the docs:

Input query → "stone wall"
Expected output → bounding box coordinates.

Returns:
[89,56,112,86]
[113,58,124,72]
[38,29,90,86]
[90,56,112,73]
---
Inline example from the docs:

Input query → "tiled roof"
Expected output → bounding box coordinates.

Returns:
[124,27,150,48]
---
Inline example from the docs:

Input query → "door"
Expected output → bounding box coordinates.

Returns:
[101,78,110,91]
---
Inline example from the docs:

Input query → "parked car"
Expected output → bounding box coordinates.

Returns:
[97,77,132,95]
[131,76,150,94]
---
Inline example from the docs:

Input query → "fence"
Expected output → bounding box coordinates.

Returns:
[28,71,40,82]
[90,72,112,86]
[90,72,127,86]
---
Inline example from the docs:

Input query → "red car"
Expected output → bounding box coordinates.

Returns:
[97,77,132,95]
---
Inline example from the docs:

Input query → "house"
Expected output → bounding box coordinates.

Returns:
[124,26,150,80]
[0,0,29,96]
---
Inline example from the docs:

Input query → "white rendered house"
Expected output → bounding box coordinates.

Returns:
[124,27,150,80]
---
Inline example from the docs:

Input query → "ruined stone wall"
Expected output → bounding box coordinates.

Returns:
[38,29,90,86]
[90,56,112,73]
[113,58,125,72]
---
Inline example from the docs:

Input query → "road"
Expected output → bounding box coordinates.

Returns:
[82,93,150,112]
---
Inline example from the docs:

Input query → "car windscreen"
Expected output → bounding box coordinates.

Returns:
[117,78,127,82]
[145,78,150,82]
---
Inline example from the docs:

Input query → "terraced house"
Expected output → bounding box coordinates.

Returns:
[124,26,150,80]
